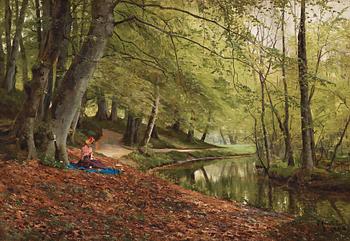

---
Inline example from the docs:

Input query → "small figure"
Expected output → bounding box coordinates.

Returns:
[77,137,106,169]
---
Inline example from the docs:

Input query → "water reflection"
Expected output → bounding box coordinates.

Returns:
[158,157,350,225]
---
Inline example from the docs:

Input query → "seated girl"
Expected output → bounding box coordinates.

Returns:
[77,137,106,169]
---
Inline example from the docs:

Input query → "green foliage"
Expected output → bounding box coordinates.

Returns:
[40,155,65,169]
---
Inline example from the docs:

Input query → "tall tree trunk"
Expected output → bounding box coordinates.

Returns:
[48,0,117,163]
[95,89,109,121]
[124,113,141,146]
[3,0,29,92]
[0,28,5,84]
[201,128,208,142]
[151,125,159,139]
[4,0,12,72]
[259,72,271,169]
[228,132,236,144]
[34,0,42,50]
[219,128,227,145]
[201,112,211,142]
[142,85,160,147]
[109,96,118,121]
[329,115,350,170]
[298,0,314,169]
[187,128,195,142]
[13,0,70,159]
[55,5,72,91]
[281,6,294,166]
[19,34,28,83]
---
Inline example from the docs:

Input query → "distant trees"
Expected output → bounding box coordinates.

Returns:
[1,0,349,171]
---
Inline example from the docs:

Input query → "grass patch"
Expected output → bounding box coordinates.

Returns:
[128,146,255,171]
[128,151,188,171]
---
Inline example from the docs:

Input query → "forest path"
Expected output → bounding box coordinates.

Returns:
[94,129,222,167]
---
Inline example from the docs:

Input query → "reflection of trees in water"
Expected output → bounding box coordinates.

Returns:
[160,159,350,224]
[329,200,347,224]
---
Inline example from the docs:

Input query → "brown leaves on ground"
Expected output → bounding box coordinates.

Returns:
[0,148,294,240]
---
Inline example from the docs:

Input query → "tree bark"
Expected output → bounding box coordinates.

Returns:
[34,0,42,50]
[19,34,29,83]
[201,128,208,142]
[329,115,350,170]
[298,0,314,169]
[48,0,117,163]
[151,125,159,139]
[219,128,227,145]
[259,72,271,168]
[4,0,12,72]
[109,96,118,121]
[142,85,160,147]
[0,29,5,84]
[187,128,195,142]
[55,5,72,91]
[281,6,295,166]
[3,0,29,92]
[124,113,141,146]
[228,132,236,144]
[95,89,109,121]
[13,0,70,159]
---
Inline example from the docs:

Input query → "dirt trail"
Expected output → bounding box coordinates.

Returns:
[95,129,137,167]
[94,129,222,168]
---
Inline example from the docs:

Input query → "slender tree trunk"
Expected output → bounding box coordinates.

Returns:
[95,89,109,120]
[4,0,12,71]
[228,133,236,144]
[3,0,29,92]
[151,125,159,139]
[259,73,271,168]
[0,29,5,84]
[47,0,118,163]
[281,6,295,166]
[298,0,314,170]
[329,115,350,170]
[34,0,42,50]
[219,128,227,145]
[124,113,141,146]
[201,112,211,142]
[187,128,195,142]
[109,96,118,121]
[142,85,160,147]
[201,128,208,142]
[19,34,28,83]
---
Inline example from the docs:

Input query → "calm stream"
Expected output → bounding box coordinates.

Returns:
[157,157,350,225]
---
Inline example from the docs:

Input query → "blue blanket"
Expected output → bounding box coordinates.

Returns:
[68,163,122,175]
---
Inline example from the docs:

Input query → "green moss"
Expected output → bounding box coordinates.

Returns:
[269,161,299,179]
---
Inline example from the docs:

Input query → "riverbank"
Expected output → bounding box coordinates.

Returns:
[125,144,256,171]
[0,150,295,241]
[268,162,350,193]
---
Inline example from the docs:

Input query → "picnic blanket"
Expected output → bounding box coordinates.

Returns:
[68,162,122,175]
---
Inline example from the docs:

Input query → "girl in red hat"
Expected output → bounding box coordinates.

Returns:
[77,137,106,169]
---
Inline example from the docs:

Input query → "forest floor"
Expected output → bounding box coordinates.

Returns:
[1,149,348,241]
